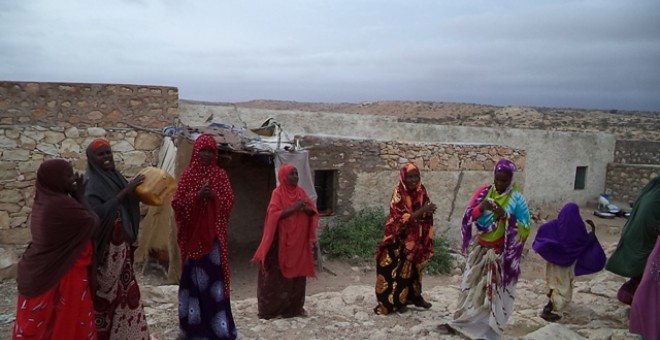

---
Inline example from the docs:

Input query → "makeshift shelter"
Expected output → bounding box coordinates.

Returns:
[166,122,317,274]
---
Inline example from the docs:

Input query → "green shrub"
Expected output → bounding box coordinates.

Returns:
[319,207,454,275]
[319,207,385,262]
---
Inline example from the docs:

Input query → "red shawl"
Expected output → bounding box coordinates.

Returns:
[252,164,319,278]
[375,162,434,265]
[172,134,235,295]
[17,159,98,297]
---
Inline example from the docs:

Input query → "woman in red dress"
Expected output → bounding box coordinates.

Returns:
[13,159,99,339]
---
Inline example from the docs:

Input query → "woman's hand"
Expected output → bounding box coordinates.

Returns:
[118,174,145,201]
[71,172,86,201]
[197,180,214,199]
[412,202,436,220]
[480,199,505,216]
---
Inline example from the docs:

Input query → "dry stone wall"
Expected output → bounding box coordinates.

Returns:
[0,81,178,246]
[605,139,660,203]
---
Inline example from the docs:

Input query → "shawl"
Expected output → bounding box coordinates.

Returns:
[84,139,141,265]
[375,162,434,265]
[532,202,606,276]
[461,159,530,286]
[17,159,98,297]
[172,134,235,294]
[606,176,660,278]
[252,164,319,278]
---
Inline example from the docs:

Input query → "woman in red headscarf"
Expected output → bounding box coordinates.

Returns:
[171,134,237,339]
[13,159,99,339]
[373,162,437,315]
[252,164,319,319]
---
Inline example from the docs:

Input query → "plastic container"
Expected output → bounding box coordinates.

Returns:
[135,167,177,206]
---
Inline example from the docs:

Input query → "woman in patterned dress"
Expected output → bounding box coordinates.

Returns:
[373,162,436,315]
[438,159,531,340]
[85,138,149,340]
[172,134,237,339]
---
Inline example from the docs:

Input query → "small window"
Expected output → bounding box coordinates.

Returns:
[574,166,587,190]
[314,170,337,216]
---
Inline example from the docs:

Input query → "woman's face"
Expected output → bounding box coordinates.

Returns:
[199,147,215,165]
[93,145,115,171]
[404,169,420,190]
[287,168,299,186]
[494,170,513,194]
[63,164,76,194]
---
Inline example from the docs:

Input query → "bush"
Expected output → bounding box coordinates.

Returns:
[319,207,385,263]
[319,207,454,275]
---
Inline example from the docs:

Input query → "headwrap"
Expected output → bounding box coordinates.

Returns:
[252,164,319,278]
[172,134,235,295]
[375,162,434,265]
[532,202,606,276]
[84,138,141,265]
[17,159,98,297]
[494,159,517,175]
[91,138,110,152]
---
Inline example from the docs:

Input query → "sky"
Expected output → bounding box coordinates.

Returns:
[1,0,659,111]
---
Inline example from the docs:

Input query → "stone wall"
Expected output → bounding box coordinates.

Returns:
[605,164,660,204]
[302,135,526,243]
[604,139,660,203]
[613,139,660,165]
[0,81,178,128]
[0,81,179,246]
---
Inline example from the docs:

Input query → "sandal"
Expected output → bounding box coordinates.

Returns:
[413,298,433,309]
[540,312,561,322]
[436,324,456,335]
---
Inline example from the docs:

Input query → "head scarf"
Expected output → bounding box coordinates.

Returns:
[532,202,606,276]
[252,164,319,278]
[494,159,517,175]
[172,134,235,294]
[375,162,434,265]
[84,138,141,265]
[17,159,98,297]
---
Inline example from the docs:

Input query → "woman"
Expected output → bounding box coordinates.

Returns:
[606,176,660,305]
[252,164,319,319]
[629,235,660,339]
[373,162,436,315]
[171,134,237,339]
[438,159,530,340]
[85,138,149,340]
[13,159,99,339]
[532,202,606,321]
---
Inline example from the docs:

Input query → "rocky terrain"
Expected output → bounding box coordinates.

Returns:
[0,209,640,339]
[209,99,660,141]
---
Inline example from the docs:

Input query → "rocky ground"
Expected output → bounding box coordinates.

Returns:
[0,209,638,339]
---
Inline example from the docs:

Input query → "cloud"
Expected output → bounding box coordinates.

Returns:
[1,0,659,110]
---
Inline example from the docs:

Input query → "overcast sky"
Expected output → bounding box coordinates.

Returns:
[1,0,659,111]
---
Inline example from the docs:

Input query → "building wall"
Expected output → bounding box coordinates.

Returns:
[605,139,660,203]
[302,135,525,242]
[0,81,178,246]
[179,102,616,210]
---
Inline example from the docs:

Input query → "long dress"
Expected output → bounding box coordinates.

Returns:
[450,182,530,340]
[629,236,660,340]
[172,134,237,339]
[13,242,97,340]
[374,162,434,315]
[252,163,319,319]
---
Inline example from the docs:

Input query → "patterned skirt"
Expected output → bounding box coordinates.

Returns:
[374,242,426,315]
[94,218,149,340]
[179,240,237,340]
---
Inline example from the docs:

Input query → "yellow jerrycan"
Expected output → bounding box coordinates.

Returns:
[135,167,177,206]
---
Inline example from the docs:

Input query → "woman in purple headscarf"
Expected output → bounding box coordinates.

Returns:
[438,159,530,340]
[532,202,606,321]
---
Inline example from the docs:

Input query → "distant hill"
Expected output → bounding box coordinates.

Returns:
[181,99,660,141]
